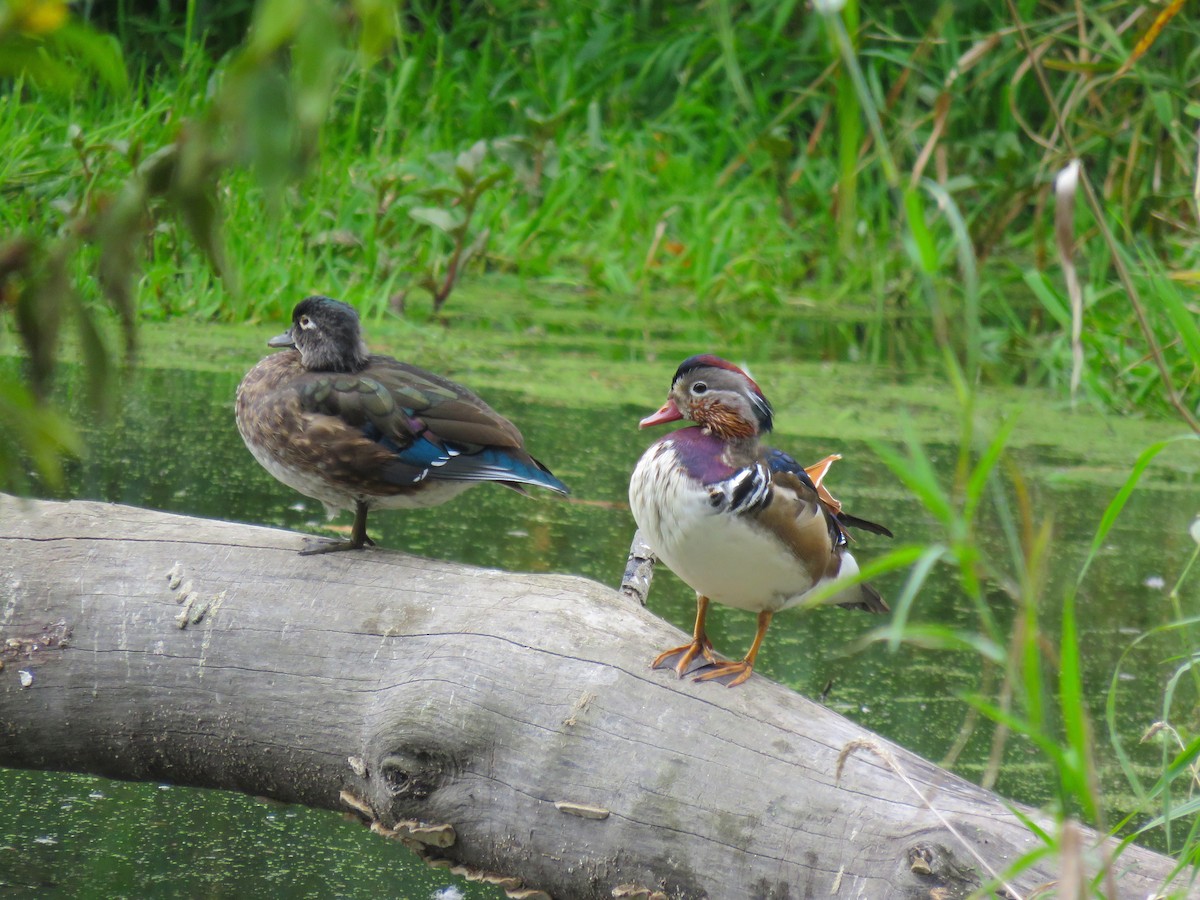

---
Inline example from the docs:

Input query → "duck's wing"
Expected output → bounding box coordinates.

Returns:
[294,359,567,493]
[369,359,527,449]
[756,453,889,613]
[760,449,845,557]
[766,448,893,539]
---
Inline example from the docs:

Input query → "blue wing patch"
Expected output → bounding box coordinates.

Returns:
[361,421,567,493]
[361,421,458,485]
[432,446,570,493]
[765,448,819,492]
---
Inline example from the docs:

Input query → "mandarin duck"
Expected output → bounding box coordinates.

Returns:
[628,355,891,687]
[236,296,568,554]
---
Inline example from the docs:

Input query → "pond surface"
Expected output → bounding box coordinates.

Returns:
[1,358,1196,897]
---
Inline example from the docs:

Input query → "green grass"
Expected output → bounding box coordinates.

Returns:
[4,1,1198,412]
[3,0,1200,894]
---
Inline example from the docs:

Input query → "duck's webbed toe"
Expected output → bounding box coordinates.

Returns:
[652,637,718,677]
[692,659,757,687]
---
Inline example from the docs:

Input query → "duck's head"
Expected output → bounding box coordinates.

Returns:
[640,354,774,439]
[269,295,370,372]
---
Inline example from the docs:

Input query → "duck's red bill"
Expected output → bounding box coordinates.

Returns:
[639,399,683,428]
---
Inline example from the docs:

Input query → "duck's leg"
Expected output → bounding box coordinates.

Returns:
[301,500,376,555]
[348,501,376,548]
[694,609,773,687]
[652,595,718,677]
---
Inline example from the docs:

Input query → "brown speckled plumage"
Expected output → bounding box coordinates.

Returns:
[236,296,567,553]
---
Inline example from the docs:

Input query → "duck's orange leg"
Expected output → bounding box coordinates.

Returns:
[694,609,774,687]
[652,595,718,677]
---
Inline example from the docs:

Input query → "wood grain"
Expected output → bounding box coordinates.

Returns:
[0,495,1185,899]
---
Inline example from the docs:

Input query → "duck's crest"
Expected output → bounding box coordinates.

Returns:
[673,354,774,434]
[673,353,751,383]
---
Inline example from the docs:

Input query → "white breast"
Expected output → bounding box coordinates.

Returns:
[629,442,819,613]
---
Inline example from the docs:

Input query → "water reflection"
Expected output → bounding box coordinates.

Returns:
[2,362,1196,892]
[0,768,500,898]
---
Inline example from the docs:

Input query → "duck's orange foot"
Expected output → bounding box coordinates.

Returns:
[692,659,756,688]
[652,638,717,677]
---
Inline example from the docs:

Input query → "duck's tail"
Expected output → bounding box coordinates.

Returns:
[836,580,890,614]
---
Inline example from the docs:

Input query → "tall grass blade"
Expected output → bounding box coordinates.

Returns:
[1141,248,1200,366]
[1054,160,1083,404]
[965,694,1071,772]
[1135,735,1200,831]
[863,623,1005,663]
[1115,0,1188,79]
[902,187,937,274]
[1105,615,1200,800]
[880,544,949,650]
[962,414,1018,526]
[920,179,981,379]
[1077,435,1199,588]
[1060,588,1099,822]
[868,434,954,528]
[711,0,753,114]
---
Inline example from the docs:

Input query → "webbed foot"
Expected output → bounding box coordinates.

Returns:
[692,659,756,688]
[651,638,718,677]
[299,534,375,555]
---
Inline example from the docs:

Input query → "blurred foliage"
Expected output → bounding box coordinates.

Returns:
[390,140,506,315]
[0,0,391,490]
[0,0,127,91]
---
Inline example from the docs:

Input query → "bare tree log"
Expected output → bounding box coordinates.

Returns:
[0,495,1186,899]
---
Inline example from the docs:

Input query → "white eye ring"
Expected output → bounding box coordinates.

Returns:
[299,315,313,329]
[692,382,708,394]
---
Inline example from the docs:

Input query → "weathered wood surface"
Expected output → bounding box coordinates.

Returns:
[0,495,1186,899]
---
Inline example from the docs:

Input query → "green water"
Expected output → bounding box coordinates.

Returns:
[1,361,1197,896]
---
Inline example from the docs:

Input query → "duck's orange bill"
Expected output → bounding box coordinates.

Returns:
[639,399,683,428]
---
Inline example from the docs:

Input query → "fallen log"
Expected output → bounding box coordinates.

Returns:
[0,495,1186,899]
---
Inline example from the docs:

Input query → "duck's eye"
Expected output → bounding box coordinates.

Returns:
[691,382,708,395]
[299,315,313,329]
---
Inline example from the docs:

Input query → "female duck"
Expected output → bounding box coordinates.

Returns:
[236,296,568,554]
[629,354,890,687]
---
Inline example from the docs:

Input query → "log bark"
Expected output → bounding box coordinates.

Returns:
[0,495,1184,899]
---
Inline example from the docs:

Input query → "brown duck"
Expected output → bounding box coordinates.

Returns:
[236,296,568,553]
